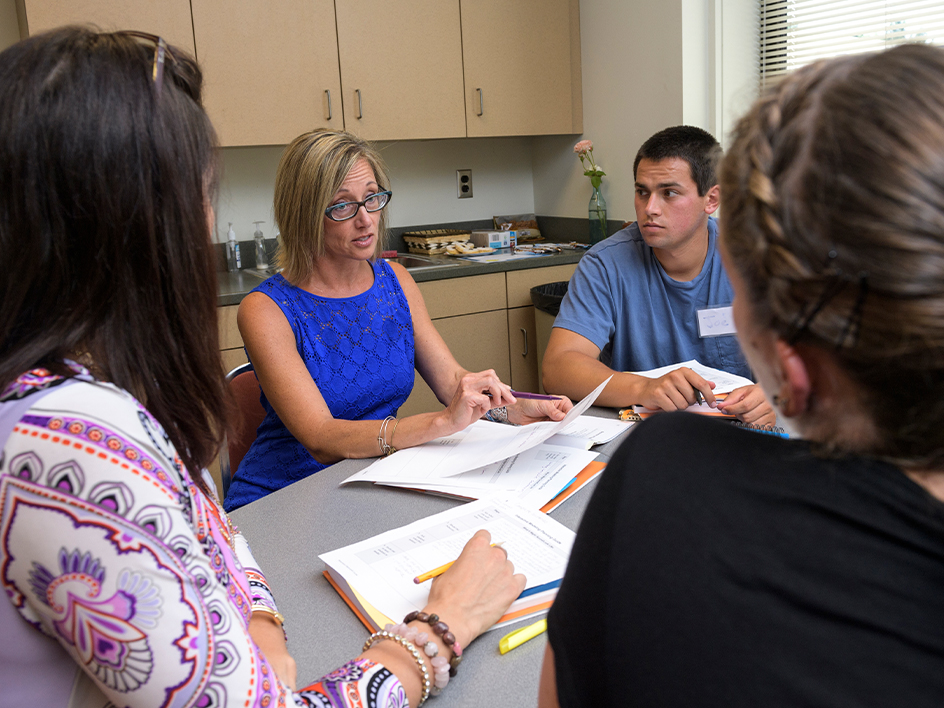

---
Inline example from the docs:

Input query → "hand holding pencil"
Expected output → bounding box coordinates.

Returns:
[414,542,504,583]
[416,529,526,651]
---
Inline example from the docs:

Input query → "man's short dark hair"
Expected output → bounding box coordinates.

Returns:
[633,125,722,196]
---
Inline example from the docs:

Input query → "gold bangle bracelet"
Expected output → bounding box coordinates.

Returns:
[251,605,285,627]
[388,417,400,454]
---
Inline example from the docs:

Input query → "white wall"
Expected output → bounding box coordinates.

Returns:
[682,0,713,131]
[215,136,536,242]
[532,0,685,224]
[531,0,759,224]
[718,0,759,147]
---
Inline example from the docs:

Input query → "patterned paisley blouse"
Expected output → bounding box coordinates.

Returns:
[0,365,406,707]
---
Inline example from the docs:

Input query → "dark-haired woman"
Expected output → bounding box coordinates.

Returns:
[541,44,944,707]
[0,27,522,708]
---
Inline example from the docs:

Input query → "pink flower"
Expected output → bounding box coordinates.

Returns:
[573,140,593,155]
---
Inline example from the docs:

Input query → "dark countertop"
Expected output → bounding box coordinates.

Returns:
[217,247,586,307]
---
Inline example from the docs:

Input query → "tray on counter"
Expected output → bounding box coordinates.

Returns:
[402,228,471,255]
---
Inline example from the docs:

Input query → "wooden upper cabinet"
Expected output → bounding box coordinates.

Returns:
[335,0,466,141]
[18,0,583,144]
[461,0,582,137]
[17,0,195,54]
[191,0,343,147]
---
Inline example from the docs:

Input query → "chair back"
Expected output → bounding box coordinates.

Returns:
[219,363,266,496]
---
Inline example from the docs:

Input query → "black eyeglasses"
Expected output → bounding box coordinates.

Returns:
[121,31,168,96]
[324,191,393,222]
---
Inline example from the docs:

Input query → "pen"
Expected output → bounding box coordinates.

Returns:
[413,542,504,584]
[484,390,561,401]
[499,618,548,654]
[510,390,561,401]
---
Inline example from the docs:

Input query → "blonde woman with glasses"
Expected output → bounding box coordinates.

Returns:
[225,129,571,510]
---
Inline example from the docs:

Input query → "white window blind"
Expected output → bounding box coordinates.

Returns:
[760,1,944,87]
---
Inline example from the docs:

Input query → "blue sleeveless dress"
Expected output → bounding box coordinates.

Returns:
[224,260,415,510]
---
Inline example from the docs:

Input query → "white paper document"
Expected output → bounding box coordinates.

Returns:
[344,377,611,485]
[376,442,598,509]
[320,498,575,630]
[629,359,753,395]
[551,414,634,446]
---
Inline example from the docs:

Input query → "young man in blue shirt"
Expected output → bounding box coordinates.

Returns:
[542,126,773,426]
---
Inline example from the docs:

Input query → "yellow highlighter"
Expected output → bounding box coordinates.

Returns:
[498,618,548,654]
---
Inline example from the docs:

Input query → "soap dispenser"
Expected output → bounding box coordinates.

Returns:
[253,221,269,271]
[226,223,241,272]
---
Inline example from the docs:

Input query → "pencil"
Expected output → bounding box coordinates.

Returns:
[413,542,504,584]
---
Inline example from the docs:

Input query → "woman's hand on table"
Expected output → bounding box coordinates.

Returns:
[249,612,297,691]
[507,395,573,425]
[421,529,526,649]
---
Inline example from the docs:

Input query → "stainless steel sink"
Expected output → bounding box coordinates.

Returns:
[383,254,465,270]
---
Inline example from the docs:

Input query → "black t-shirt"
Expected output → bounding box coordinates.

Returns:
[548,413,944,707]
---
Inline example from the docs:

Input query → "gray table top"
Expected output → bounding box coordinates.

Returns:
[229,406,631,707]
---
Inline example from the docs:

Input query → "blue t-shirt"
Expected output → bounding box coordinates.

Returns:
[224,260,415,510]
[553,218,750,378]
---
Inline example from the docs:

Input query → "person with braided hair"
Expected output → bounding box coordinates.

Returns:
[543,126,774,426]
[539,44,944,707]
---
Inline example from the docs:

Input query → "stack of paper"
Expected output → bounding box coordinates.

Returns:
[364,437,598,508]
[342,379,633,509]
[320,498,575,632]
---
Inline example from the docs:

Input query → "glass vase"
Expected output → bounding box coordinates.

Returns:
[589,185,607,244]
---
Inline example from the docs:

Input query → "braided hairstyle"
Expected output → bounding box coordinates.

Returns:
[721,43,944,468]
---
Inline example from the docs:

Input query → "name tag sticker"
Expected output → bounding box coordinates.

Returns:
[697,306,737,337]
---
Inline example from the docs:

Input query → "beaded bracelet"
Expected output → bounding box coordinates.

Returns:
[363,629,431,705]
[404,611,463,677]
[385,622,452,696]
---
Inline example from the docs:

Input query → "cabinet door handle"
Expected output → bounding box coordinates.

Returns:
[476,88,484,116]
[520,328,528,357]
[324,89,332,121]
[355,89,363,119]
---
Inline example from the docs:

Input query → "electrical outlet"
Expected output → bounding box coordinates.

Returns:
[457,169,473,199]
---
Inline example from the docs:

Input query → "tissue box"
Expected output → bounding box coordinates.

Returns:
[471,230,514,249]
